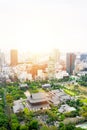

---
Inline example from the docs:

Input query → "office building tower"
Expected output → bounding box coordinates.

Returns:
[52,49,60,63]
[48,56,55,79]
[66,53,76,75]
[80,53,87,62]
[0,51,5,66]
[0,51,5,71]
[10,49,18,66]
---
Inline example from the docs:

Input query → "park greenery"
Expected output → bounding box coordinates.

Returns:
[78,75,87,86]
[0,77,87,130]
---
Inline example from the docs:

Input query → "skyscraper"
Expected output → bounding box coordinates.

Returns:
[80,53,87,62]
[0,51,5,66]
[66,53,76,75]
[10,49,18,66]
[0,51,5,72]
[52,49,60,63]
[48,56,55,79]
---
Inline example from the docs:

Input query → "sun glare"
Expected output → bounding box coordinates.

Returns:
[15,42,53,54]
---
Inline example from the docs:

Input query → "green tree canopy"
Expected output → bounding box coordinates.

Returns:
[28,120,39,130]
[20,125,28,130]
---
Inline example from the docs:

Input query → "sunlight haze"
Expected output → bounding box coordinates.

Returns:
[0,0,87,52]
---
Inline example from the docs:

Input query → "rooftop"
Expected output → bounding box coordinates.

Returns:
[28,92,48,104]
[13,99,24,113]
[59,104,76,113]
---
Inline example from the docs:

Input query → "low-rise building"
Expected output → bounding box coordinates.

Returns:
[59,104,76,113]
[55,71,69,79]
[49,89,71,106]
[42,84,51,89]
[19,83,28,88]
[13,99,24,113]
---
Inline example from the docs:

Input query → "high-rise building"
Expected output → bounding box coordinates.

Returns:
[0,50,5,71]
[0,51,5,66]
[48,56,55,79]
[10,49,18,66]
[66,53,76,75]
[52,49,60,63]
[80,53,87,62]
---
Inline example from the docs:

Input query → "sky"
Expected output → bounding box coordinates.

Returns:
[0,0,87,53]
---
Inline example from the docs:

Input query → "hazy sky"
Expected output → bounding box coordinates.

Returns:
[0,0,87,52]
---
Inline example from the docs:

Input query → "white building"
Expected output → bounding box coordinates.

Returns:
[13,99,24,113]
[55,71,69,79]
[18,72,32,82]
[59,104,76,113]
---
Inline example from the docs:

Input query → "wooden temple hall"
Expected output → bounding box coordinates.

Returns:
[27,92,50,111]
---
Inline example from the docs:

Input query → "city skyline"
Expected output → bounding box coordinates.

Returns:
[0,0,87,53]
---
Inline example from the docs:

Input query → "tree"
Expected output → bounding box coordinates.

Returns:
[64,110,79,118]
[28,120,39,130]
[59,123,79,130]
[20,125,28,130]
[82,112,87,119]
[16,111,24,122]
[59,123,65,129]
[78,75,87,86]
[0,127,7,130]
[40,125,50,130]
[0,89,4,95]
[23,108,34,122]
[74,84,79,91]
[79,105,87,116]
[11,114,19,123]
[11,114,20,130]
[59,114,65,121]
[11,123,20,130]
[6,94,13,104]
[65,124,75,130]
[46,110,58,121]
[0,107,4,113]
[60,126,66,130]
[0,113,8,127]
[50,126,57,130]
